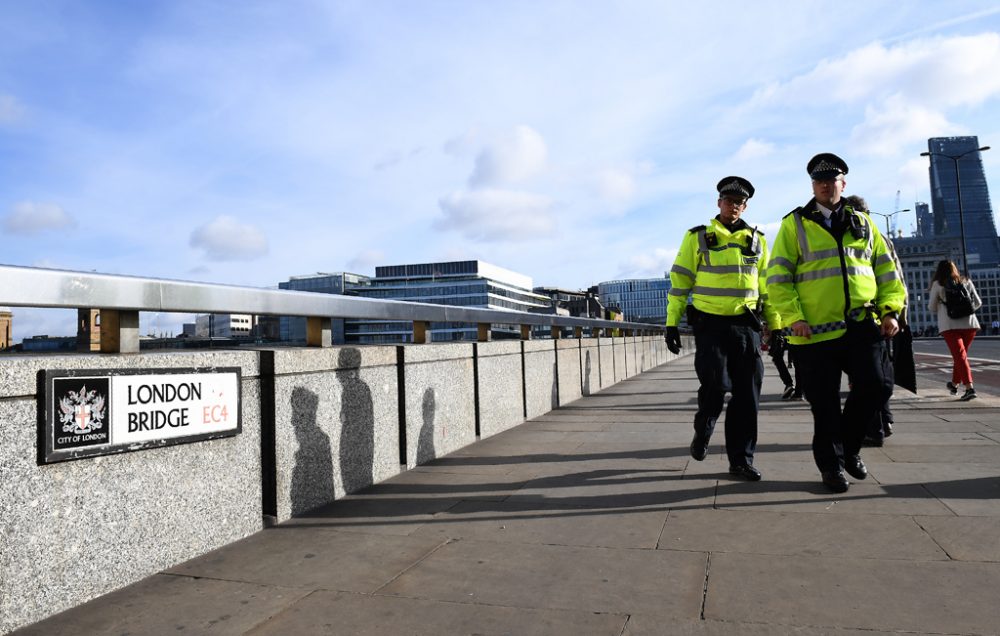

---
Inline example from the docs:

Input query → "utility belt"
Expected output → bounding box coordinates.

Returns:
[687,305,762,332]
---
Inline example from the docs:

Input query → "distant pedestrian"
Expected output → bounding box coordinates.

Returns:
[928,259,983,401]
[767,330,798,400]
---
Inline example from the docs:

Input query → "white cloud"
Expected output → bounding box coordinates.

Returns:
[734,138,776,162]
[0,94,24,124]
[896,157,933,198]
[468,125,548,187]
[618,248,676,279]
[849,94,963,156]
[436,188,555,242]
[347,249,384,272]
[3,201,76,234]
[750,34,1000,110]
[189,215,268,261]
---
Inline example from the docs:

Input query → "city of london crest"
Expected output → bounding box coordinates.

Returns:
[59,385,107,434]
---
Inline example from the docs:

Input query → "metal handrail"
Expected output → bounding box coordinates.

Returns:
[0,263,665,335]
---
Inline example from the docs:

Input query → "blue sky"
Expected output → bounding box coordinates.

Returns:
[3,1,1000,340]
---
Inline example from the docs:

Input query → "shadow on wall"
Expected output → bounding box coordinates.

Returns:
[289,386,332,516]
[416,387,436,464]
[337,348,375,495]
[584,350,592,395]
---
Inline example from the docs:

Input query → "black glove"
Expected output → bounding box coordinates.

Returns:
[665,326,681,354]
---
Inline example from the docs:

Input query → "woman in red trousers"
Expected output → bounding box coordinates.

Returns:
[928,260,983,401]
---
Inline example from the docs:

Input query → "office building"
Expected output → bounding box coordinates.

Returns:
[596,277,671,324]
[278,272,371,344]
[0,307,11,351]
[926,136,999,268]
[914,201,932,238]
[194,314,256,338]
[350,260,549,344]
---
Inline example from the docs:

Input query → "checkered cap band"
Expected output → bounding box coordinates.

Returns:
[719,181,749,197]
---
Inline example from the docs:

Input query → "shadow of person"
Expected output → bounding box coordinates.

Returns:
[337,348,375,495]
[290,386,333,516]
[416,388,436,465]
[584,350,592,396]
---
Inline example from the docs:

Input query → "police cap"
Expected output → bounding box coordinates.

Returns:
[716,176,755,199]
[807,153,848,180]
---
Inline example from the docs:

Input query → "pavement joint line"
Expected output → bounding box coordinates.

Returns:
[699,552,711,620]
[910,515,957,561]
[369,537,452,595]
[654,509,672,550]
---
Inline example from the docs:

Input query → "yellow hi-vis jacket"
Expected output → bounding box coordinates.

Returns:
[666,217,781,329]
[767,201,906,345]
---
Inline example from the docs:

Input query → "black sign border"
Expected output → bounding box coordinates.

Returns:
[38,367,243,465]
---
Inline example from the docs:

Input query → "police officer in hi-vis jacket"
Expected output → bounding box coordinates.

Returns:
[767,154,905,493]
[665,176,781,481]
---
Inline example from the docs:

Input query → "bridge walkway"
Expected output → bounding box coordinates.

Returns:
[15,354,1000,635]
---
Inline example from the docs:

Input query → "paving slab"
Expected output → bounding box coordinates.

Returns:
[411,500,670,549]
[623,615,905,635]
[278,495,463,535]
[509,472,718,510]
[166,526,445,592]
[378,538,707,619]
[706,552,1000,634]
[659,509,947,560]
[13,574,310,636]
[714,480,956,515]
[915,516,1000,562]
[247,590,627,636]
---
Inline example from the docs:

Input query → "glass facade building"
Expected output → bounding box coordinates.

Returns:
[349,260,549,344]
[926,136,999,268]
[278,272,371,343]
[596,278,671,324]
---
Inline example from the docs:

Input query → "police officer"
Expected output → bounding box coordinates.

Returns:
[768,154,905,493]
[665,176,781,481]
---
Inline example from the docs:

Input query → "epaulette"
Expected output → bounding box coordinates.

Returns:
[687,224,706,233]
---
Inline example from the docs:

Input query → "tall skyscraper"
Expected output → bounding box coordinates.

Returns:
[914,201,932,238]
[926,136,999,267]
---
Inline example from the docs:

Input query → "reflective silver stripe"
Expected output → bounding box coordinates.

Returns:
[874,253,894,266]
[846,265,874,277]
[793,212,810,256]
[794,268,842,283]
[844,246,870,261]
[669,287,690,297]
[700,265,758,276]
[876,270,900,283]
[800,247,840,263]
[770,256,797,273]
[768,274,794,285]
[692,286,758,298]
[671,264,695,280]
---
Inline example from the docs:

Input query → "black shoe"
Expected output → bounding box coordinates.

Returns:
[690,435,709,461]
[844,455,868,480]
[729,464,762,481]
[961,388,978,401]
[947,381,958,395]
[821,471,849,493]
[884,422,893,438]
[781,385,796,400]
[792,391,804,401]
[861,436,884,448]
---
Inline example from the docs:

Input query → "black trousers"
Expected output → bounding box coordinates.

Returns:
[770,347,794,388]
[793,320,893,474]
[693,316,763,467]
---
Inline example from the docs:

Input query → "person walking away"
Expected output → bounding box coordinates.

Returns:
[768,154,906,493]
[928,259,982,401]
[665,176,781,481]
[844,195,901,447]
